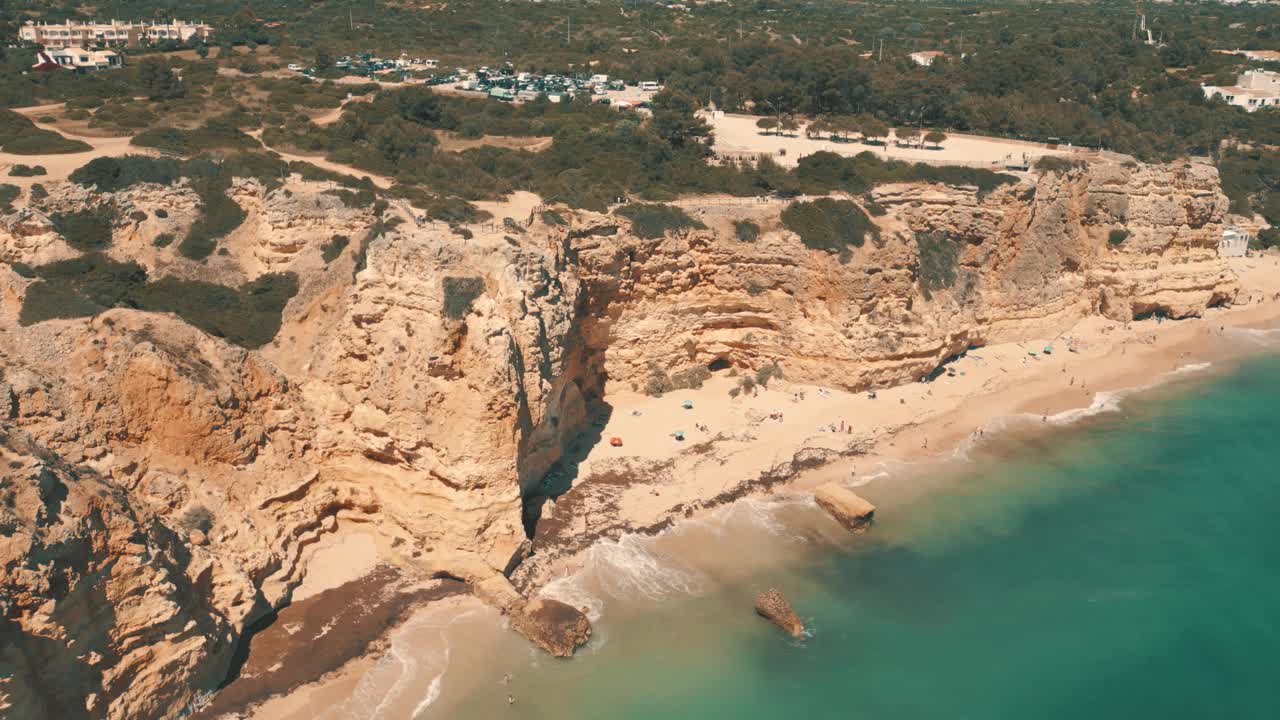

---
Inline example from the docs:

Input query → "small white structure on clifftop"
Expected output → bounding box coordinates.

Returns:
[1219,225,1251,257]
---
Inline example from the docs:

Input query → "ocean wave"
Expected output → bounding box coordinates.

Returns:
[1230,327,1280,345]
[539,534,707,623]
[347,606,485,720]
[692,493,816,540]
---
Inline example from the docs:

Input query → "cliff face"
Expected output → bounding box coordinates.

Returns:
[0,159,1239,718]
[559,161,1237,392]
[0,424,257,719]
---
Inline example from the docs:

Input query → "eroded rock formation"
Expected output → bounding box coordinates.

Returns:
[754,589,806,638]
[0,158,1241,718]
[814,483,876,532]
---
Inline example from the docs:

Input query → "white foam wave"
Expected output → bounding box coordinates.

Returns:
[540,573,606,622]
[409,649,447,718]
[588,534,707,601]
[1045,388,1126,425]
[347,606,484,719]
[1230,327,1280,345]
[539,533,708,623]
[694,494,815,540]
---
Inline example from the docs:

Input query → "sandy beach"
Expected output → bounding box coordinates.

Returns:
[224,254,1280,719]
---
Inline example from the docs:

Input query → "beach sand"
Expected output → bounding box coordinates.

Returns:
[235,255,1280,718]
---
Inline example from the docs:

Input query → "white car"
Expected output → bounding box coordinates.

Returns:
[287,63,304,72]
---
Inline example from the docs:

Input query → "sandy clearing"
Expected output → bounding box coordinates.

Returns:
[473,190,543,223]
[705,112,1076,168]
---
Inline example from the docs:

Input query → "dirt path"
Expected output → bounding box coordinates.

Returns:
[247,129,394,189]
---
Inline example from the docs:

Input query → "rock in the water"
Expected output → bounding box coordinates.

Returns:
[814,482,876,532]
[754,588,805,638]
[510,597,592,657]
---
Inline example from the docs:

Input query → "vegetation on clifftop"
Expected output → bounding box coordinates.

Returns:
[19,254,298,349]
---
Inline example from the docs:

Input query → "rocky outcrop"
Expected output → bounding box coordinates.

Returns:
[0,424,257,719]
[509,598,593,657]
[0,158,1244,718]
[754,589,805,638]
[814,483,876,532]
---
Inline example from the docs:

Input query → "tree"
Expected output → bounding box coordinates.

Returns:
[924,130,947,149]
[860,116,888,144]
[829,115,860,142]
[196,44,209,59]
[315,47,334,74]
[756,117,779,135]
[650,90,710,148]
[896,126,920,147]
[779,117,800,136]
[805,117,829,140]
[136,58,184,101]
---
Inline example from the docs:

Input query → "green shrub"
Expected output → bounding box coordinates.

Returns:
[1108,228,1130,245]
[155,208,168,219]
[70,156,184,191]
[539,209,567,226]
[153,233,175,248]
[29,184,47,202]
[442,276,484,319]
[614,204,706,239]
[754,362,783,387]
[733,220,760,242]
[179,180,247,260]
[917,232,959,298]
[8,164,46,177]
[0,184,19,212]
[0,109,92,154]
[180,505,214,533]
[51,206,116,251]
[132,120,259,156]
[781,198,878,253]
[321,234,350,263]
[18,254,298,349]
[1253,227,1280,250]
[323,188,377,209]
[2,133,92,155]
[1035,156,1084,173]
[425,197,486,224]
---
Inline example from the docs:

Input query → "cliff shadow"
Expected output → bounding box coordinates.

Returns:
[522,398,612,539]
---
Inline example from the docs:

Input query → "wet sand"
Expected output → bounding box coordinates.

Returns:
[197,567,465,719]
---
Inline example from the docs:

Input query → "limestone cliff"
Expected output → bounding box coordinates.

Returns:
[0,158,1240,718]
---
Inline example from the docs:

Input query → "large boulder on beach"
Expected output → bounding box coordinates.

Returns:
[814,482,876,532]
[755,589,806,638]
[510,597,593,657]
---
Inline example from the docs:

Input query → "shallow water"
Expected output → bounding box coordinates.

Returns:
[430,352,1280,719]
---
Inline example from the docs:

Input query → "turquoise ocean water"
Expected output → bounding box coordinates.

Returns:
[440,352,1280,720]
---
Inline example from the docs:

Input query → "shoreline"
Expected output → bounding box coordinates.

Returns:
[232,256,1280,718]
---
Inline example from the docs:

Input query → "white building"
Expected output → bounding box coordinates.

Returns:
[19,19,213,49]
[1219,225,1251,258]
[908,51,945,67]
[1202,70,1280,112]
[38,47,123,71]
